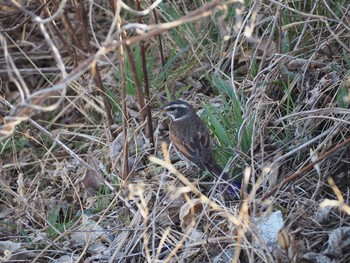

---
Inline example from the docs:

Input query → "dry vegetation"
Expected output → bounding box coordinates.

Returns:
[1,0,350,262]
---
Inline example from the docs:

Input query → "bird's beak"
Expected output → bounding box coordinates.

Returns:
[157,105,166,113]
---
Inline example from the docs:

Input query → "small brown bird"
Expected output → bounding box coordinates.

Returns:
[162,100,230,179]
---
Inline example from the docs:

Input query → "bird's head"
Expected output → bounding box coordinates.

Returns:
[162,100,195,121]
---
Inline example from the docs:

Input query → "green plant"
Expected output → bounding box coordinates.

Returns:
[201,76,253,169]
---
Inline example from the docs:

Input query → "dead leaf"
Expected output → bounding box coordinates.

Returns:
[324,227,350,257]
[179,198,203,231]
[278,229,290,250]
[71,215,112,246]
[80,156,104,189]
[303,252,333,263]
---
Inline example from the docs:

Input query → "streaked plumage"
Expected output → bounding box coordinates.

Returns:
[162,100,229,179]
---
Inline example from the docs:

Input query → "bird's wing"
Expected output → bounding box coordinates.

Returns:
[169,131,200,166]
[198,128,212,164]
[170,119,212,172]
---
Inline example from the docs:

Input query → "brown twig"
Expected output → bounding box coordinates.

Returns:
[1,0,228,134]
[0,1,44,32]
[74,0,114,131]
[137,0,155,153]
[258,5,280,73]
[124,42,155,153]
[262,137,350,201]
[51,0,83,64]
[115,3,130,181]
[124,44,146,119]
[150,0,165,66]
[41,0,77,65]
[277,4,282,54]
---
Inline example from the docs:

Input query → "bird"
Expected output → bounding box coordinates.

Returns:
[162,99,231,180]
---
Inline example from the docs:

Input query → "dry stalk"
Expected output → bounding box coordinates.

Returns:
[137,0,155,154]
[114,1,130,181]
[74,0,114,130]
[262,136,350,201]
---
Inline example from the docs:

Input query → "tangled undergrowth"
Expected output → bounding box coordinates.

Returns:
[1,0,350,262]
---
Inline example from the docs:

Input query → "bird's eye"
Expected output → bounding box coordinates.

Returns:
[168,107,176,111]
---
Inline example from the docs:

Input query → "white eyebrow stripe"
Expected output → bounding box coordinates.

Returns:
[171,114,189,121]
[164,104,188,109]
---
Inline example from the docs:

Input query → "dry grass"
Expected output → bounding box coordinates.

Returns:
[1,0,350,262]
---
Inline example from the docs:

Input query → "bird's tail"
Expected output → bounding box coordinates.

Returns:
[207,162,230,180]
[206,162,241,198]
